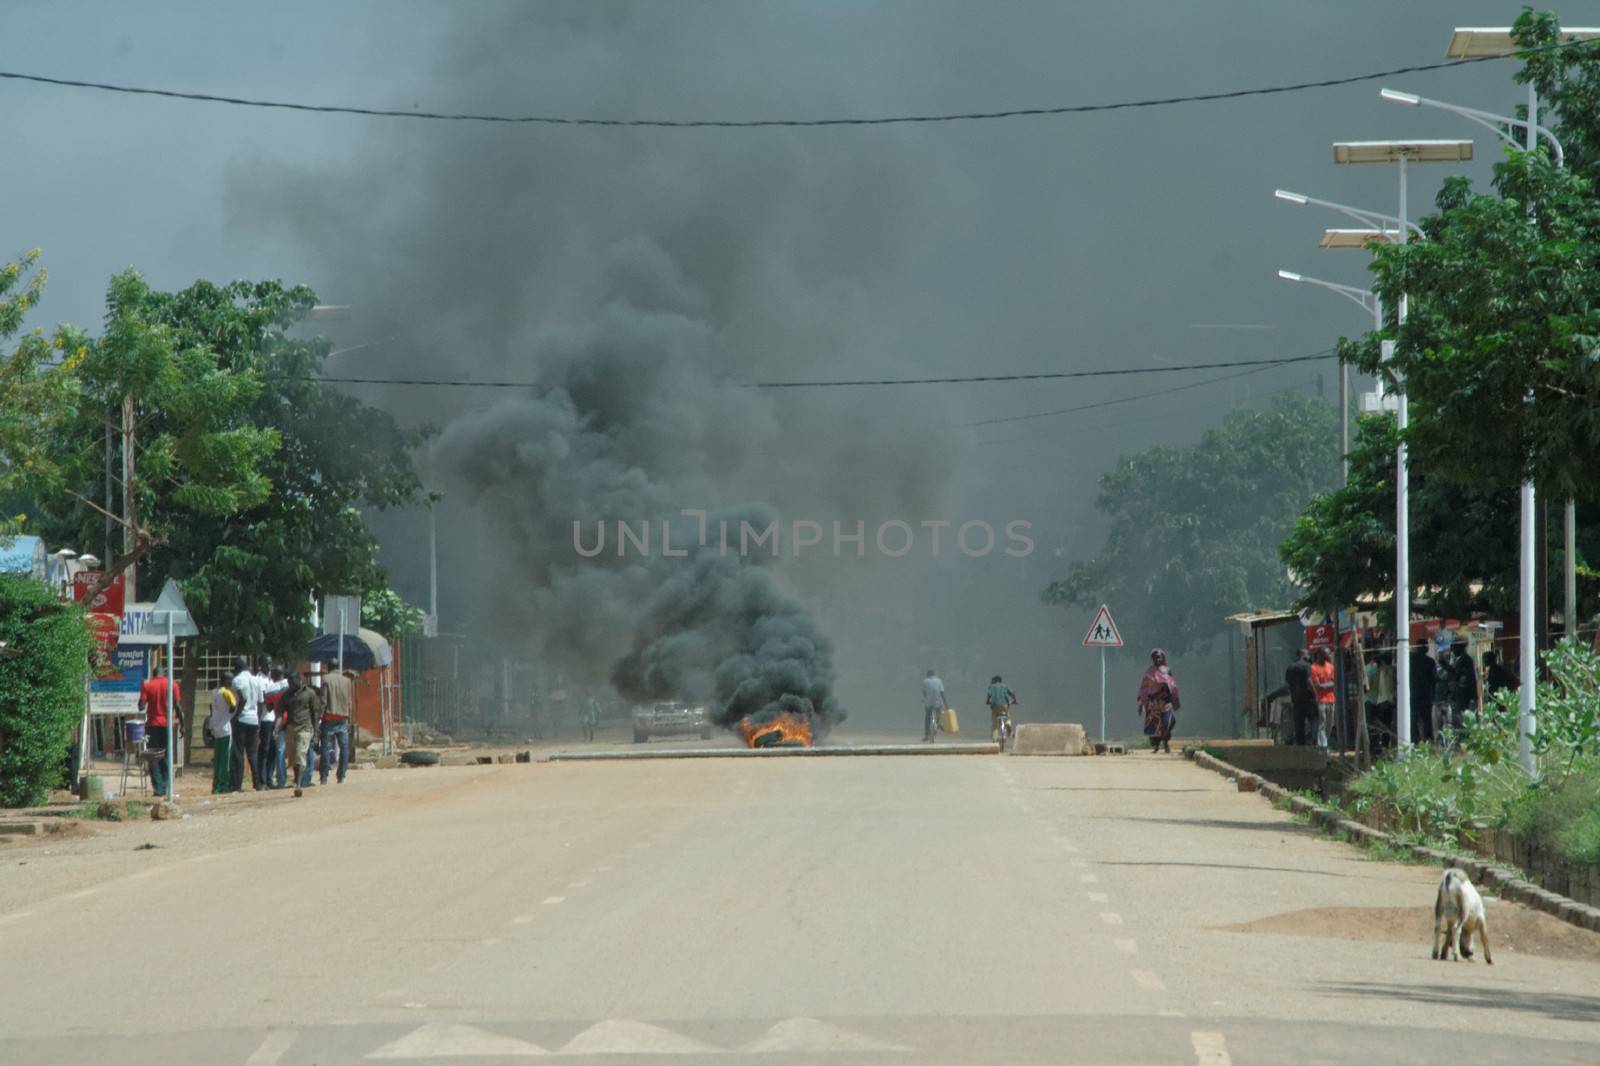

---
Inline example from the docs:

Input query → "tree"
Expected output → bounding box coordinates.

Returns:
[5,268,279,596]
[0,574,95,807]
[1278,415,1522,618]
[1343,13,1600,501]
[362,587,426,643]
[1041,391,1339,656]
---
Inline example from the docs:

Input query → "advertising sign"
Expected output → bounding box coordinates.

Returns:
[71,571,126,616]
[89,645,150,717]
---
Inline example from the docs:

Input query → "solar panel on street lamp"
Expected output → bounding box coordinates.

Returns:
[1332,140,1473,164]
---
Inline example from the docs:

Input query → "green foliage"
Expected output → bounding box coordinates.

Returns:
[1504,761,1600,867]
[1042,391,1339,655]
[1279,415,1521,617]
[0,575,94,807]
[361,586,426,642]
[1477,641,1600,780]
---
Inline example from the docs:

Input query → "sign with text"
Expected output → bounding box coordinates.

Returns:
[71,571,125,617]
[90,645,149,716]
[1304,624,1335,650]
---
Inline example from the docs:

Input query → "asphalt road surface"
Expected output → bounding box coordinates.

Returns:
[2,749,1597,1065]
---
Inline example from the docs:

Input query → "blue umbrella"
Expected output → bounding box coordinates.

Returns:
[306,627,392,672]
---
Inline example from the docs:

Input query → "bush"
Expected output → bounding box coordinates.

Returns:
[1504,760,1600,868]
[0,573,94,807]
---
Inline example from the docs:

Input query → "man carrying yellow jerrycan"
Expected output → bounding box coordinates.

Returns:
[922,669,956,742]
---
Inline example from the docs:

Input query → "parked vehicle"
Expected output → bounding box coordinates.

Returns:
[632,701,715,743]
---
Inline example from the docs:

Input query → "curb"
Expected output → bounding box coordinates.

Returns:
[550,742,1001,761]
[1188,749,1600,937]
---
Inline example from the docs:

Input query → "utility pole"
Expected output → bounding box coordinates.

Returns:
[121,394,137,603]
[104,417,114,565]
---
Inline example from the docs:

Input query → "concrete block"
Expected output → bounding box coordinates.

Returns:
[1236,775,1260,793]
[150,801,178,821]
[1010,723,1091,756]
[441,753,480,767]
[1557,900,1585,926]
[374,756,400,769]
[1580,907,1600,933]
[0,820,44,837]
[515,751,532,764]
[496,754,515,764]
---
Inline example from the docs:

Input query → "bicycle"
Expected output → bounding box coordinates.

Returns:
[991,705,1016,750]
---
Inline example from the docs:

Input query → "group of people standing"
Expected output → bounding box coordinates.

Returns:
[205,656,359,798]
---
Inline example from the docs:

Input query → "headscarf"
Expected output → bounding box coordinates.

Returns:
[1138,651,1180,712]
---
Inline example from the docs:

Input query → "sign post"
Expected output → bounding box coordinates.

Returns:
[1081,604,1124,745]
[151,579,200,802]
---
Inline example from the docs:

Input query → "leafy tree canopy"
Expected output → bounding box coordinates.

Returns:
[1042,391,1338,656]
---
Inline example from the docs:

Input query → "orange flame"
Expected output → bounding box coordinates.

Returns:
[738,711,814,748]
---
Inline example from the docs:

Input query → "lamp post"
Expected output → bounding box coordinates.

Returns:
[1276,269,1381,485]
[1327,139,1473,751]
[1277,171,1468,749]
[1383,44,1588,773]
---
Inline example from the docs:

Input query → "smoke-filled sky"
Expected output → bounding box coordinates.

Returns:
[3,1,1537,734]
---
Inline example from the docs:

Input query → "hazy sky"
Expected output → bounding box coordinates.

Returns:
[2,2,1542,733]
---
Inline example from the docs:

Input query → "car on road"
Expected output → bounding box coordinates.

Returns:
[632,701,715,743]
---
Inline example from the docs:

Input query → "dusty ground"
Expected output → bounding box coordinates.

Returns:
[1,748,1597,1065]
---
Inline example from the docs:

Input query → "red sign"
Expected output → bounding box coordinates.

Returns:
[1304,624,1335,650]
[87,613,120,675]
[72,571,126,617]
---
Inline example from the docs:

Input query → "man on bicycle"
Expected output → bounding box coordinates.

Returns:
[985,675,1017,742]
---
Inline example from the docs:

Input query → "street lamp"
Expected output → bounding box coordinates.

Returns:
[1331,138,1472,751]
[1319,228,1398,249]
[1277,269,1381,484]
[1274,189,1425,240]
[1381,63,1580,775]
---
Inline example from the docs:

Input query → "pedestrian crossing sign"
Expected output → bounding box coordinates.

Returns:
[1081,604,1123,648]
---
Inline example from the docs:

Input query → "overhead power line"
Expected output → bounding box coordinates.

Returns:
[0,38,1592,128]
[290,351,1336,391]
[966,360,1290,427]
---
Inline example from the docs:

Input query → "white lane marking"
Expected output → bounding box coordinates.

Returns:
[1099,912,1124,926]
[1070,860,1089,868]
[1160,1009,1187,1018]
[1132,970,1166,992]
[1191,1030,1232,1066]
[1114,938,1139,955]
[592,865,612,873]
[1088,892,1110,903]
[568,879,590,888]
[1079,873,1099,883]
[744,1017,912,1053]
[633,842,651,850]
[245,1029,298,1066]
[512,915,534,925]
[559,1019,718,1055]
[368,1022,546,1058]
[543,896,565,905]
[64,889,99,901]
[0,911,33,927]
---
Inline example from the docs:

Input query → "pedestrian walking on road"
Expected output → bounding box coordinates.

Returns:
[984,675,1017,743]
[206,680,239,794]
[281,670,324,798]
[581,696,600,742]
[1285,649,1317,746]
[318,664,356,786]
[921,669,948,743]
[1136,649,1180,753]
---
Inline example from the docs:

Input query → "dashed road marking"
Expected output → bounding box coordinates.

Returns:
[1099,912,1124,926]
[1079,873,1099,883]
[743,1017,913,1053]
[1070,860,1089,868]
[512,915,535,925]
[592,865,613,873]
[64,889,99,901]
[1191,1031,1231,1066]
[560,1019,718,1055]
[1088,892,1109,904]
[543,896,565,905]
[1114,938,1138,954]
[1132,969,1166,992]
[244,1029,298,1066]
[569,879,590,888]
[368,1022,546,1058]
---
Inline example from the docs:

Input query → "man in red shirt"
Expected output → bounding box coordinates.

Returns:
[137,666,182,798]
[1309,648,1336,749]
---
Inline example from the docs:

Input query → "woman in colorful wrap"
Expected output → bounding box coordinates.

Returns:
[1137,648,1180,753]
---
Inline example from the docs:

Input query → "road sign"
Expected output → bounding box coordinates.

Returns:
[151,578,200,638]
[1081,604,1124,648]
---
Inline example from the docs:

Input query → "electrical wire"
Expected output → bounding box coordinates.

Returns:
[0,38,1592,128]
[966,360,1298,427]
[283,351,1337,391]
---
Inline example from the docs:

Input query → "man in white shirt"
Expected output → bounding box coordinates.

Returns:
[253,661,289,789]
[921,669,949,743]
[229,656,265,791]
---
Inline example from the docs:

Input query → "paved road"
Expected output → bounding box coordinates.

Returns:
[2,750,1597,1065]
